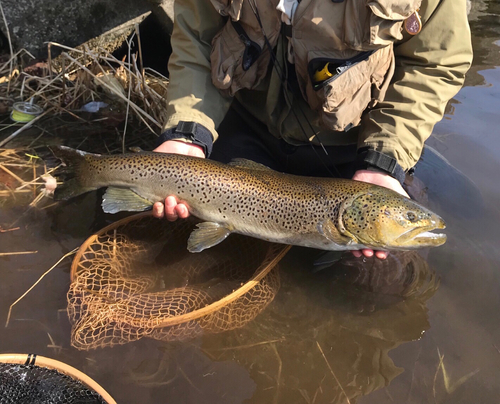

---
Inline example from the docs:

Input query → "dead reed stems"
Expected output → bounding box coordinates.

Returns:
[0,32,169,148]
[0,25,169,206]
[0,147,57,209]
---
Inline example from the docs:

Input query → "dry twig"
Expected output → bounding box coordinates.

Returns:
[5,247,78,327]
[0,251,37,256]
[316,341,351,404]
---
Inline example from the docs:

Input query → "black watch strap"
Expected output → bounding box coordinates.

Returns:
[356,148,406,185]
[157,121,214,157]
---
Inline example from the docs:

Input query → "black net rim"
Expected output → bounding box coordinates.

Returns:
[0,354,116,404]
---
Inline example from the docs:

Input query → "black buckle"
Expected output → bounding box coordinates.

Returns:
[355,148,407,185]
[176,121,197,138]
[168,121,214,157]
[364,150,397,175]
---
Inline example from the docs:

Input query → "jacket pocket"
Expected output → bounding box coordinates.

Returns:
[302,46,394,132]
[368,0,421,46]
[343,0,421,48]
[210,20,271,97]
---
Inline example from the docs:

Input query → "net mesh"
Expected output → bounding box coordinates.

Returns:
[0,362,107,404]
[68,213,288,350]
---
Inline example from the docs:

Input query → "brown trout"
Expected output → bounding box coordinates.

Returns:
[53,146,446,252]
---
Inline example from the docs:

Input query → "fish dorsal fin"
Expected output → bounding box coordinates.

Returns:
[187,222,232,253]
[228,158,272,171]
[102,187,154,214]
[318,218,354,245]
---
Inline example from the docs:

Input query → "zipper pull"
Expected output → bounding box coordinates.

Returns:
[405,9,422,35]
[336,62,351,75]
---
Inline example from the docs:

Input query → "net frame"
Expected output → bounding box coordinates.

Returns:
[70,212,290,338]
[0,353,116,404]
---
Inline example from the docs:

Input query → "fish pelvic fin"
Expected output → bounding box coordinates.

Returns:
[102,187,154,214]
[312,251,344,272]
[187,222,232,253]
[51,146,100,200]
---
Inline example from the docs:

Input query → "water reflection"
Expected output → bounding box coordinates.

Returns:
[406,146,486,220]
[196,251,439,404]
[51,249,439,404]
[465,0,500,85]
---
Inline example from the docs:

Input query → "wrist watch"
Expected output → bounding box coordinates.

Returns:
[158,121,214,157]
[356,148,407,185]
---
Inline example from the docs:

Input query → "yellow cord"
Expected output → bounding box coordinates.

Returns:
[11,109,36,123]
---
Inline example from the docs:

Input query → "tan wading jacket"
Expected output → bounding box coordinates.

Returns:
[164,0,472,171]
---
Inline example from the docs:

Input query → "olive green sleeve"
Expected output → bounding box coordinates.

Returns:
[163,0,232,141]
[358,0,473,171]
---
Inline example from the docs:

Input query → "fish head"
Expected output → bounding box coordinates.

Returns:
[341,188,447,250]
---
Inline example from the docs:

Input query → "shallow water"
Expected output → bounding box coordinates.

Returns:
[1,2,500,403]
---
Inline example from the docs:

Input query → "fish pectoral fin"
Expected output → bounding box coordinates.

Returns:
[187,222,232,253]
[228,158,273,171]
[318,219,354,245]
[102,187,154,214]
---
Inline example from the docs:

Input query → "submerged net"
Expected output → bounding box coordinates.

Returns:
[68,213,289,350]
[0,354,115,404]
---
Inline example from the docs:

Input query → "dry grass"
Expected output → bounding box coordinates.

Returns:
[0,27,169,150]
[0,147,56,210]
[432,347,479,402]
[0,25,169,206]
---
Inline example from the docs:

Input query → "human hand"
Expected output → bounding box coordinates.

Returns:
[152,140,205,221]
[351,169,409,260]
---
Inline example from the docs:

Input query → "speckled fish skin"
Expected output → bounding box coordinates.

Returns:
[53,146,447,252]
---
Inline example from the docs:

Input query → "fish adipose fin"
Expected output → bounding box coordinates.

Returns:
[228,158,272,171]
[187,222,232,253]
[102,187,154,214]
[318,219,354,245]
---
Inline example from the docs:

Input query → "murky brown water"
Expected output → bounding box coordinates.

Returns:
[1,1,500,403]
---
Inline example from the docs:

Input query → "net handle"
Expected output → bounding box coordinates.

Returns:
[0,354,117,404]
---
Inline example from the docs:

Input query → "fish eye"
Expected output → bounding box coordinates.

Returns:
[406,211,417,222]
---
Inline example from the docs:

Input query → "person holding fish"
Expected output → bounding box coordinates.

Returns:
[148,0,472,258]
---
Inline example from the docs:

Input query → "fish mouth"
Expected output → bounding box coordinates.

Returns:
[395,218,447,248]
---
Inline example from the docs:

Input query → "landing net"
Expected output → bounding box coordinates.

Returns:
[0,354,116,404]
[68,212,289,350]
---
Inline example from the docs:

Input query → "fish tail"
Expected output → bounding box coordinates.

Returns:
[51,146,100,200]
